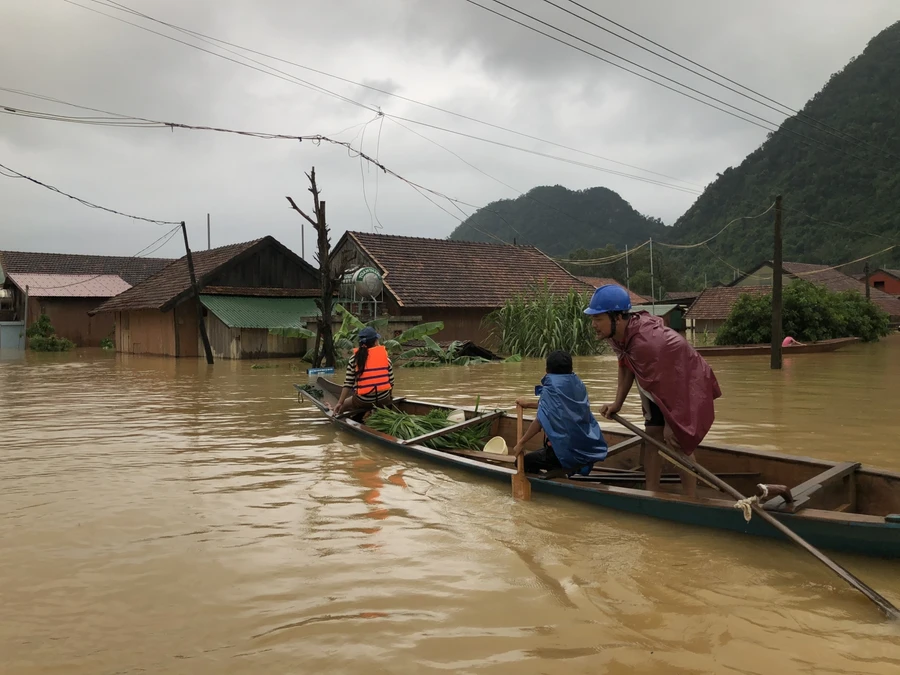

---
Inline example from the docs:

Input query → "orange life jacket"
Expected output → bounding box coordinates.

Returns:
[353,345,392,396]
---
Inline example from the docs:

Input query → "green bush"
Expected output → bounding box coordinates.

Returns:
[26,314,76,352]
[100,337,114,350]
[485,281,604,357]
[715,280,891,345]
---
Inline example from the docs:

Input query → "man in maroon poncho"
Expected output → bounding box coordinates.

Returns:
[585,285,721,497]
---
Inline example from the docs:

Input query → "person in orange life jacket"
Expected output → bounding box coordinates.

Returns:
[333,327,394,415]
[586,285,721,498]
[512,350,608,476]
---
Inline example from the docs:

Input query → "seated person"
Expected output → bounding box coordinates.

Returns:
[512,350,608,476]
[333,327,394,416]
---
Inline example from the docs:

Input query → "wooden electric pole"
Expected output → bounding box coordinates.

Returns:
[181,221,214,364]
[287,167,340,368]
[771,196,783,370]
[864,262,871,300]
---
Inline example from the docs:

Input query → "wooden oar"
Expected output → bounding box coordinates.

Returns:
[512,405,531,501]
[611,413,900,621]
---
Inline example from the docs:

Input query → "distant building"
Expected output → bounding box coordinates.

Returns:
[576,276,650,306]
[684,260,900,333]
[0,250,170,347]
[331,232,593,342]
[93,236,320,358]
[860,268,900,297]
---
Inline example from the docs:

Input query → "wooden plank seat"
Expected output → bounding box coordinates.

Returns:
[763,461,861,513]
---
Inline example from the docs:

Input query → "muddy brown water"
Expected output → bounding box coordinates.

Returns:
[2,337,899,674]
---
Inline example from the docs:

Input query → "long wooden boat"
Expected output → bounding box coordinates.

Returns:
[695,336,859,357]
[295,378,900,558]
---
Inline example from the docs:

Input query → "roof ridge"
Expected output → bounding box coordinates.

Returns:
[348,230,533,249]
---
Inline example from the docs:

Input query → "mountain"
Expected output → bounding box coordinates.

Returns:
[668,20,900,283]
[448,185,667,256]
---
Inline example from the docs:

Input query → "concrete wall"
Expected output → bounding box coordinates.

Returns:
[869,272,900,296]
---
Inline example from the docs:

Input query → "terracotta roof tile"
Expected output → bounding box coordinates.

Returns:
[0,249,170,286]
[576,276,650,305]
[346,232,592,308]
[684,286,768,320]
[780,262,900,318]
[93,239,265,313]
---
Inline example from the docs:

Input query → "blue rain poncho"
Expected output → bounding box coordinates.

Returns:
[536,373,608,474]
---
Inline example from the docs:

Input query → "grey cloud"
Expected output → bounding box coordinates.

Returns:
[1,0,898,259]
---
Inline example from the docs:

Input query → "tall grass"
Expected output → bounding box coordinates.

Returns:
[485,282,604,357]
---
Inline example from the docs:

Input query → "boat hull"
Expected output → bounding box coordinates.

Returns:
[295,381,900,559]
[695,337,859,357]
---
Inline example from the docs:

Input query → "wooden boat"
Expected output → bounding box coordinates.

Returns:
[296,378,900,558]
[695,336,859,357]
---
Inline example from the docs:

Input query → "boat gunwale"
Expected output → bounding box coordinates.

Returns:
[396,396,900,482]
[296,385,899,525]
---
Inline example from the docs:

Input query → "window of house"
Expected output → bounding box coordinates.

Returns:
[874,281,885,290]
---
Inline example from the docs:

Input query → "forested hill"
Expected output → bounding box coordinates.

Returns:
[448,185,667,256]
[668,20,900,279]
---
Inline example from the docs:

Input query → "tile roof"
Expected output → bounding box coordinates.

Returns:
[779,262,900,318]
[574,276,650,305]
[6,273,131,298]
[345,232,593,308]
[684,286,769,320]
[664,291,699,301]
[0,250,170,286]
[93,239,265,313]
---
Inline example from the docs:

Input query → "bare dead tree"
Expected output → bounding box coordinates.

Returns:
[286,167,343,368]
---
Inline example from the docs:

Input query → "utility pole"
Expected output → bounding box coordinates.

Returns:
[864,262,871,300]
[771,195,783,370]
[649,237,656,311]
[625,244,630,290]
[181,221,214,364]
[207,213,211,250]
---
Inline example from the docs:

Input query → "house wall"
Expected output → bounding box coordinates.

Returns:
[868,271,900,296]
[209,246,318,289]
[174,299,200,358]
[116,309,176,356]
[205,311,307,360]
[693,318,725,335]
[403,307,493,343]
[734,265,774,287]
[26,297,114,347]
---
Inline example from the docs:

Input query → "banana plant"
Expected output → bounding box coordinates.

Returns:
[399,336,491,367]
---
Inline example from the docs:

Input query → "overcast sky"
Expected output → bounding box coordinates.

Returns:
[1,0,897,261]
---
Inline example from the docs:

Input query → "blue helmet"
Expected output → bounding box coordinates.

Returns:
[584,284,631,315]
[358,326,381,344]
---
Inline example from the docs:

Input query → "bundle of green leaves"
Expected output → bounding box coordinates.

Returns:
[365,407,494,451]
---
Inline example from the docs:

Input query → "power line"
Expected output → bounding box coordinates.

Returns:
[655,202,775,249]
[0,87,701,196]
[466,0,889,171]
[0,160,181,225]
[790,245,897,276]
[547,0,900,164]
[558,0,900,164]
[76,0,702,189]
[22,226,182,290]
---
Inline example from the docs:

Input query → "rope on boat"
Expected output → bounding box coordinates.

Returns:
[733,484,768,522]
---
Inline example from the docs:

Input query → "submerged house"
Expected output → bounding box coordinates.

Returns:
[92,236,320,358]
[685,260,900,333]
[331,232,593,342]
[0,250,171,347]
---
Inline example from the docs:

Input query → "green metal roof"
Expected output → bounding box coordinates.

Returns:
[635,303,680,317]
[199,295,319,329]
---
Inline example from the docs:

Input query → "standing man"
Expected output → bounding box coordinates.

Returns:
[585,285,721,497]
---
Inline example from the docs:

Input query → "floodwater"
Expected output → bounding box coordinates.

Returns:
[2,336,899,674]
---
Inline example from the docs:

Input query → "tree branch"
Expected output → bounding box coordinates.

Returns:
[285,196,317,227]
